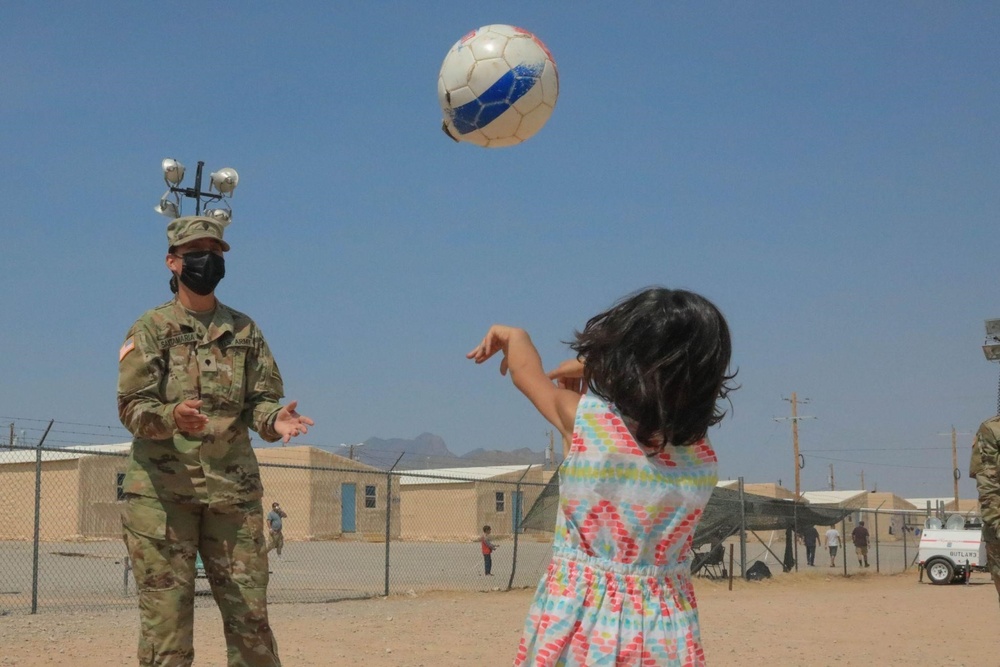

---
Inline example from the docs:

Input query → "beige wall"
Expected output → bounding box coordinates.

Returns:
[743,483,795,500]
[0,460,80,540]
[401,485,477,540]
[400,468,556,541]
[78,456,128,538]
[255,446,399,541]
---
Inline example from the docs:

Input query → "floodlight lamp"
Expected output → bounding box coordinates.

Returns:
[984,344,1000,362]
[210,168,239,195]
[986,319,1000,338]
[205,208,232,224]
[154,196,180,219]
[161,158,186,185]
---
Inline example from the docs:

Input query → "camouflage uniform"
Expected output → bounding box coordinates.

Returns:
[971,417,1000,604]
[119,216,284,666]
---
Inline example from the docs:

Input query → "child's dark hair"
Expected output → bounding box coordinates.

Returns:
[570,287,736,451]
[483,525,491,532]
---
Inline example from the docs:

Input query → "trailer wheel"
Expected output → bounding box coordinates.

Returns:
[926,559,955,585]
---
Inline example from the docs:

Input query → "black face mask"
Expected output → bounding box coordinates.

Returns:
[177,251,225,296]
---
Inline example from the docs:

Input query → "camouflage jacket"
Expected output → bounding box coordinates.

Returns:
[972,417,1000,543]
[117,298,284,505]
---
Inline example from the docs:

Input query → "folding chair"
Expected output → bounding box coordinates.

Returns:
[693,543,727,580]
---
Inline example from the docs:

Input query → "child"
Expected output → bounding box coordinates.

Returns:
[481,525,498,576]
[467,287,735,666]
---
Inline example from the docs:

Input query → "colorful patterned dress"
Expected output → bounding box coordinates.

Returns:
[514,395,718,666]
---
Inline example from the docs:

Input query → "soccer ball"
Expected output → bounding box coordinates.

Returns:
[438,25,559,148]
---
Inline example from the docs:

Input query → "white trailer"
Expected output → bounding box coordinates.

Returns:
[917,515,987,585]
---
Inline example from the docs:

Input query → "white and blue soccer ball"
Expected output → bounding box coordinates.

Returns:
[438,25,559,148]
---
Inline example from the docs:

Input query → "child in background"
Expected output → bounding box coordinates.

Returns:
[481,525,498,576]
[468,287,735,666]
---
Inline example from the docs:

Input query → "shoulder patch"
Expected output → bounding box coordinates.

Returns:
[119,337,136,362]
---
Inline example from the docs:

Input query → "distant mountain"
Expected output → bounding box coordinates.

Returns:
[352,433,558,470]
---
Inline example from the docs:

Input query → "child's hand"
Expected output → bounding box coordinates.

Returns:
[467,325,521,375]
[547,358,586,393]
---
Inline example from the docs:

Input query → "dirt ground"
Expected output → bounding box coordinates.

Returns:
[0,569,995,666]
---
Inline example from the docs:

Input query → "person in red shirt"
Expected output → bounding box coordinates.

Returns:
[481,525,498,576]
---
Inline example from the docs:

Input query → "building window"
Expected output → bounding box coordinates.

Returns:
[495,491,505,512]
[116,473,126,501]
[365,485,376,509]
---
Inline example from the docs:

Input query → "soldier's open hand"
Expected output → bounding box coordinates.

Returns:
[173,399,209,433]
[275,400,315,443]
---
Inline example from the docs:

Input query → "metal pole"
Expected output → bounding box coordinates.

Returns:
[791,393,801,505]
[193,161,205,215]
[951,426,960,510]
[507,466,532,591]
[31,420,54,614]
[841,516,848,577]
[384,453,404,597]
[728,544,734,591]
[874,511,880,573]
[792,499,799,572]
[738,477,747,578]
[902,518,908,571]
[872,500,885,574]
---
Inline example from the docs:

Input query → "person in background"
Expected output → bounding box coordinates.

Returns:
[266,502,288,559]
[481,525,498,576]
[798,524,820,567]
[824,524,841,567]
[851,520,870,568]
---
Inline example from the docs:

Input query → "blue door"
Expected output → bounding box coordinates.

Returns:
[512,490,524,534]
[341,483,356,533]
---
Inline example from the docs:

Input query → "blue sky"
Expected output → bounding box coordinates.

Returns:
[2,3,998,497]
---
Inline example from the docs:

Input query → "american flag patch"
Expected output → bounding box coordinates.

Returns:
[119,336,135,362]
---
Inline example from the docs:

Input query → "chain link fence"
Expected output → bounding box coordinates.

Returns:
[0,443,554,615]
[0,440,981,614]
[695,506,955,580]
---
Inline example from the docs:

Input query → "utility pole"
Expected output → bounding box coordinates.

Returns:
[859,470,865,491]
[939,426,972,510]
[546,430,555,470]
[829,464,835,491]
[774,393,815,501]
[340,442,365,461]
[950,427,957,509]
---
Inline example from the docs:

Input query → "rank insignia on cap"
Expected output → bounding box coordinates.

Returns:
[119,337,136,362]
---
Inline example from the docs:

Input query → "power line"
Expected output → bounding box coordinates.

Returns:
[806,453,939,470]
[803,446,953,453]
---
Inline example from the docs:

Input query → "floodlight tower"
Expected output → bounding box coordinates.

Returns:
[154,158,239,221]
[983,319,1000,415]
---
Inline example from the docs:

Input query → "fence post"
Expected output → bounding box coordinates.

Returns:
[31,420,54,615]
[874,511,880,573]
[384,453,404,597]
[738,477,746,578]
[507,466,532,591]
[902,520,908,571]
[841,516,848,577]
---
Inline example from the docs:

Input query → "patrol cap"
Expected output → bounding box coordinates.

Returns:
[166,215,231,252]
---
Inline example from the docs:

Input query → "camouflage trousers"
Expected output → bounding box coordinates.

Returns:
[987,542,1000,605]
[123,495,280,666]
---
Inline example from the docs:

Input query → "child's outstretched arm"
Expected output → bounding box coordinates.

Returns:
[467,325,581,441]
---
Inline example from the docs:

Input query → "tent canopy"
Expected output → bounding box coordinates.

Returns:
[520,476,855,549]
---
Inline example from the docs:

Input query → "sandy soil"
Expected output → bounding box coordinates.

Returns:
[0,570,995,666]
